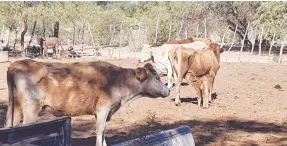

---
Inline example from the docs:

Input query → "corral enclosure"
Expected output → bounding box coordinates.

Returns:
[0,1,287,146]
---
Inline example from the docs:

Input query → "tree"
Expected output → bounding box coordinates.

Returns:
[208,1,261,44]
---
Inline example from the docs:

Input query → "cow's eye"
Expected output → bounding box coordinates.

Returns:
[155,76,160,81]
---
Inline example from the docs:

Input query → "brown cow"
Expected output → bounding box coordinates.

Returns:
[168,44,220,108]
[5,59,170,146]
[38,36,64,59]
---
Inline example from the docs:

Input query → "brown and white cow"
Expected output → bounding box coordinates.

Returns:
[168,43,221,108]
[5,59,170,146]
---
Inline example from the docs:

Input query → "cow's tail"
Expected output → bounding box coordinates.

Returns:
[5,69,15,127]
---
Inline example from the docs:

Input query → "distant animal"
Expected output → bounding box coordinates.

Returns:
[168,43,221,107]
[5,59,170,146]
[37,36,64,59]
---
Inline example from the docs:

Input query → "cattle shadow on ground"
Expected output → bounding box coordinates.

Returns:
[71,118,287,146]
[169,92,218,104]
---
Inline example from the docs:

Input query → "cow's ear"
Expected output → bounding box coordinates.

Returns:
[136,67,147,82]
[143,63,154,70]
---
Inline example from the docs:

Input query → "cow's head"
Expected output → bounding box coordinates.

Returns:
[136,63,170,97]
[139,44,153,63]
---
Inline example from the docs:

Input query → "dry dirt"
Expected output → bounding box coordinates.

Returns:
[0,57,287,146]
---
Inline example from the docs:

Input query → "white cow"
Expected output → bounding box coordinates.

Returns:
[139,41,208,88]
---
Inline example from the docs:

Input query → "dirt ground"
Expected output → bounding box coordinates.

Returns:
[0,57,287,146]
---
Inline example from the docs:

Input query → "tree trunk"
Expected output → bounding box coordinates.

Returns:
[42,20,46,37]
[196,23,199,38]
[278,38,285,64]
[21,18,28,56]
[258,27,264,57]
[268,32,276,56]
[109,25,115,46]
[177,13,185,40]
[185,27,187,39]
[227,23,238,52]
[144,23,148,44]
[238,22,250,62]
[168,18,172,41]
[28,20,37,48]
[136,22,141,51]
[13,29,19,50]
[72,23,76,48]
[0,23,5,49]
[119,22,123,48]
[54,21,59,38]
[87,23,97,56]
[220,25,230,48]
[154,14,160,43]
[81,24,85,58]
[204,17,207,39]
[249,29,256,62]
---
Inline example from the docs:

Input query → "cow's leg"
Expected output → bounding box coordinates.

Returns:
[167,61,173,88]
[22,98,41,124]
[197,89,202,107]
[43,46,48,59]
[95,104,110,146]
[202,76,209,108]
[208,72,216,102]
[175,68,184,106]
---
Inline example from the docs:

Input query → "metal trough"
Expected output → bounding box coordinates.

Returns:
[0,117,71,146]
[112,125,195,146]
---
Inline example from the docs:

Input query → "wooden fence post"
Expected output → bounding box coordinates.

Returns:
[238,22,250,62]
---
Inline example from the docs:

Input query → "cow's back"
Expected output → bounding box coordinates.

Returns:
[189,49,220,77]
[45,37,60,47]
[8,59,121,116]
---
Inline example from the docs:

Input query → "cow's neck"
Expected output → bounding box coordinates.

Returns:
[117,68,143,104]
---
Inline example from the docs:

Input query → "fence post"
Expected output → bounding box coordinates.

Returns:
[238,22,250,62]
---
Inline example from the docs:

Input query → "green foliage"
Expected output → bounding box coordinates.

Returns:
[0,1,285,46]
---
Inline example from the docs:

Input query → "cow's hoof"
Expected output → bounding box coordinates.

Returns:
[175,102,181,106]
